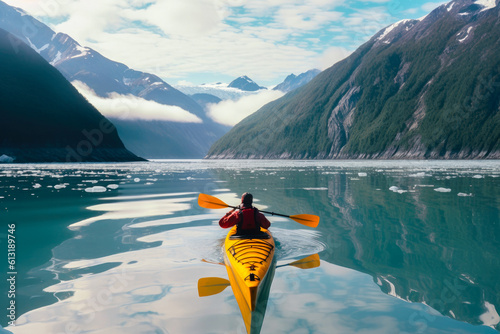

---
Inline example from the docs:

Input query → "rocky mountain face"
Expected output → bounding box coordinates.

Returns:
[228,75,267,91]
[0,1,228,158]
[273,69,321,92]
[0,29,143,163]
[207,0,500,159]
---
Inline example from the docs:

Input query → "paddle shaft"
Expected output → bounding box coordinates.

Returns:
[198,193,319,227]
[225,205,292,219]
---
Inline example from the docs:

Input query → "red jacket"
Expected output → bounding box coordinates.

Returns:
[219,207,271,231]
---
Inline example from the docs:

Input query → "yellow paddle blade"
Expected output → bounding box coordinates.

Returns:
[288,254,320,269]
[289,214,320,228]
[201,259,224,266]
[198,193,230,209]
[198,277,231,297]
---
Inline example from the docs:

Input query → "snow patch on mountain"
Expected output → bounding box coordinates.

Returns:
[475,0,497,11]
[458,26,473,42]
[71,45,90,59]
[376,19,414,43]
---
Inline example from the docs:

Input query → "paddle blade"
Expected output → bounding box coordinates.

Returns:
[198,277,230,297]
[198,193,230,209]
[288,254,320,269]
[289,214,320,228]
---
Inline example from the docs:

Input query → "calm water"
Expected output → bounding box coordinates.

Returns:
[0,160,499,334]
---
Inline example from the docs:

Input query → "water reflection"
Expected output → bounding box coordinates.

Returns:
[198,247,320,334]
[212,165,500,331]
[2,161,499,333]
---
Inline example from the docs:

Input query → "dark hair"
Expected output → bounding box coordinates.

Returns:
[241,192,253,205]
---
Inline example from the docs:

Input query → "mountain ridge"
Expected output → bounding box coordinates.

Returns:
[0,0,228,158]
[207,0,500,159]
[0,28,143,163]
[273,69,321,93]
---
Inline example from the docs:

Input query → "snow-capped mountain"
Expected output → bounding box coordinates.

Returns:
[228,75,267,91]
[0,28,142,162]
[0,0,228,158]
[208,0,500,160]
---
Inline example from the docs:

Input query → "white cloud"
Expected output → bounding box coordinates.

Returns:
[131,0,226,37]
[316,46,352,70]
[207,90,285,126]
[421,1,448,12]
[275,4,343,31]
[72,81,203,123]
[5,0,421,86]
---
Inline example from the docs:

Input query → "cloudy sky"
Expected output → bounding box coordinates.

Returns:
[7,0,446,87]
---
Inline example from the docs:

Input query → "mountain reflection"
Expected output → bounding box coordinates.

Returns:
[212,166,500,331]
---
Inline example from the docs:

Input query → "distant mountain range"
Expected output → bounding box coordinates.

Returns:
[175,82,258,101]
[0,28,142,163]
[207,0,500,159]
[176,70,319,108]
[272,69,321,92]
[228,75,267,91]
[0,0,228,159]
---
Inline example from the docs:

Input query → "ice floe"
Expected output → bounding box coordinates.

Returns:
[84,186,107,193]
[434,187,452,192]
[0,154,14,163]
[389,186,408,194]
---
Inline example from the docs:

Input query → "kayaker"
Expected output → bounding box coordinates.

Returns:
[219,193,271,236]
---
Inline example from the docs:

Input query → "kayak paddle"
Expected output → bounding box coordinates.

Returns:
[198,193,320,228]
[198,277,230,297]
[276,253,320,269]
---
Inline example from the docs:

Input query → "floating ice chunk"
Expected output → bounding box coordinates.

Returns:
[134,178,140,182]
[0,154,14,163]
[457,192,473,197]
[389,186,407,194]
[54,184,66,189]
[358,172,367,177]
[480,301,500,328]
[33,183,42,188]
[107,184,119,189]
[303,187,328,191]
[409,172,431,177]
[472,175,483,179]
[434,187,452,192]
[85,186,107,193]
[126,175,132,179]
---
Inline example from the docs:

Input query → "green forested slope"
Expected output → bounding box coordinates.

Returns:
[207,0,500,159]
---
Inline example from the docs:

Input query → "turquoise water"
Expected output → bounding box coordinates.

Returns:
[1,160,499,334]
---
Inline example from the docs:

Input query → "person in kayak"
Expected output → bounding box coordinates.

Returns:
[219,192,271,237]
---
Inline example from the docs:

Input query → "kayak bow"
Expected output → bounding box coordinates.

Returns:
[224,226,276,333]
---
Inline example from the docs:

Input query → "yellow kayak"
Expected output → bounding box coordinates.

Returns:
[224,226,276,333]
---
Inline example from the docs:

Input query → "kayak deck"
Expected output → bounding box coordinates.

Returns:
[224,226,275,312]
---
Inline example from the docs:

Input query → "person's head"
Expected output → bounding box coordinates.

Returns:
[241,192,253,207]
